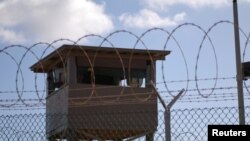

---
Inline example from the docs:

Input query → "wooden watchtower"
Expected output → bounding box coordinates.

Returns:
[30,45,170,141]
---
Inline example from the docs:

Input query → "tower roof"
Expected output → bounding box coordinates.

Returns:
[30,44,170,72]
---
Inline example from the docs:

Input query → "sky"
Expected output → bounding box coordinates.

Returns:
[0,0,249,43]
[0,0,250,113]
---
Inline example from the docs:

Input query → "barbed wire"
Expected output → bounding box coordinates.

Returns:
[0,76,237,94]
[0,20,250,108]
[156,76,236,85]
[0,80,249,107]
[1,89,250,110]
[0,85,249,109]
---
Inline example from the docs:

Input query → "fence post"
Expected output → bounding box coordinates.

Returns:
[232,0,245,125]
[151,82,184,141]
[165,109,171,141]
[165,89,184,141]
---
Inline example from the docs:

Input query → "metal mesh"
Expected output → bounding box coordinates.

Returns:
[0,106,249,141]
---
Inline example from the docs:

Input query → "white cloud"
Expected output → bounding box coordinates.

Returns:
[119,9,186,29]
[145,0,230,10]
[0,0,113,43]
[0,27,25,43]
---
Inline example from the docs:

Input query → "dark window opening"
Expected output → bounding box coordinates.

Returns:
[47,68,65,94]
[77,67,146,87]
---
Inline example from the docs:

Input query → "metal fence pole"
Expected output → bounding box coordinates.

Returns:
[233,0,245,125]
[165,89,184,141]
[151,81,184,141]
[165,109,171,141]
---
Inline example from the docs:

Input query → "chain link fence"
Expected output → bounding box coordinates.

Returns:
[0,106,249,141]
[171,106,250,141]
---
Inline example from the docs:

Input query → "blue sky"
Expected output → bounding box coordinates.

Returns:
[0,0,250,112]
[0,0,249,43]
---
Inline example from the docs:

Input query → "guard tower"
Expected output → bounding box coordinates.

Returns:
[30,45,170,141]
